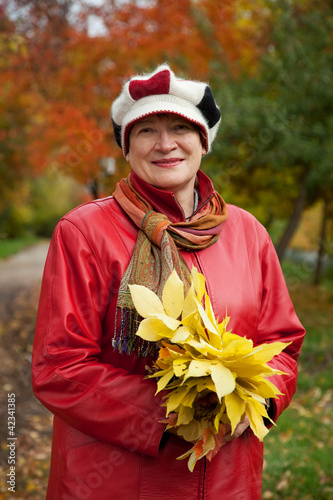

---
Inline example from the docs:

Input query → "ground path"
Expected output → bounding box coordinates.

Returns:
[0,241,53,498]
[0,240,50,320]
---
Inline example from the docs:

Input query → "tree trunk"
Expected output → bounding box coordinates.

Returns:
[313,200,329,286]
[264,213,275,234]
[276,175,307,261]
[87,178,100,199]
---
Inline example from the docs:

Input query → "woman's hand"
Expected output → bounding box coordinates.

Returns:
[223,415,250,443]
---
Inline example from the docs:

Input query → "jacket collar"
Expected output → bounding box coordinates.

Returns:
[130,170,215,223]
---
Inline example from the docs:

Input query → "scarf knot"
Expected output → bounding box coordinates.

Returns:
[142,211,170,248]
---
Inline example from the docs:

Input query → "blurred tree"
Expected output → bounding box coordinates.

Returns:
[205,0,333,280]
[29,168,83,236]
[262,0,333,267]
[1,0,267,208]
[5,0,120,198]
[0,6,35,235]
[0,13,24,174]
[195,0,271,76]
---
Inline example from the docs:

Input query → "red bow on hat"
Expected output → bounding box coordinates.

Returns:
[129,69,170,100]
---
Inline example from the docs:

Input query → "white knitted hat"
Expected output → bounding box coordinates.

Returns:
[111,64,221,156]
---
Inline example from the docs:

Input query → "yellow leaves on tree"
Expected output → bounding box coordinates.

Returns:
[129,267,291,471]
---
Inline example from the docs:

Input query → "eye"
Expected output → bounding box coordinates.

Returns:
[138,127,153,134]
[174,123,193,132]
[136,125,159,137]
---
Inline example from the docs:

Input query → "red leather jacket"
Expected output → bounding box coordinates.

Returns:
[32,170,305,500]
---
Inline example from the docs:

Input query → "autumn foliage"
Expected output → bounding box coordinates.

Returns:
[1,0,264,199]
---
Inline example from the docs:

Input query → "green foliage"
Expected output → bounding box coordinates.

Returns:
[207,0,333,237]
[0,203,33,238]
[297,326,333,392]
[0,235,41,259]
[260,0,333,193]
[29,169,83,237]
[0,169,83,238]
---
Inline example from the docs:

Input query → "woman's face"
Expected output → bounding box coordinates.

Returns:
[125,114,206,197]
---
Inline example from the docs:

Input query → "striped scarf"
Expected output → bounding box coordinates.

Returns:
[112,174,228,357]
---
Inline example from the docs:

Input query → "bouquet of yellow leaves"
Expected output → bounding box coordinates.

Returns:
[129,267,291,471]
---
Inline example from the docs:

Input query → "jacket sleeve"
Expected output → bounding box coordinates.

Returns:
[32,218,166,457]
[256,231,305,424]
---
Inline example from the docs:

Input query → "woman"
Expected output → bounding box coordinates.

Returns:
[32,64,305,499]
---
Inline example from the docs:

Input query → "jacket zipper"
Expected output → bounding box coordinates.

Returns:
[192,251,208,500]
[193,252,207,285]
[202,457,207,500]
[172,193,214,221]
[194,255,207,500]
[192,194,213,218]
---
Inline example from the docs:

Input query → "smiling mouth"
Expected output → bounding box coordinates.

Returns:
[152,158,184,167]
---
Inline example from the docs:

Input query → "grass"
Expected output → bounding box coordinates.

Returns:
[0,235,41,259]
[262,270,333,499]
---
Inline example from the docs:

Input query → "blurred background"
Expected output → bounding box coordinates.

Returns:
[0,0,332,498]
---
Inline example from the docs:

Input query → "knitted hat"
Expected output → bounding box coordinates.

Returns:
[111,64,221,156]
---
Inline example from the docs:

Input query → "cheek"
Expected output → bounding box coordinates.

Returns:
[191,144,205,161]
[125,146,139,165]
[186,137,206,157]
[126,141,152,162]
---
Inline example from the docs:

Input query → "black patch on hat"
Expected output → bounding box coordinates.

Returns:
[197,86,221,128]
[112,119,122,148]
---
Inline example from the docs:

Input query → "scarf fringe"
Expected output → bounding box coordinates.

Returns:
[112,307,157,357]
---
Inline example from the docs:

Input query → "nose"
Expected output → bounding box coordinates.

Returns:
[154,130,177,152]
